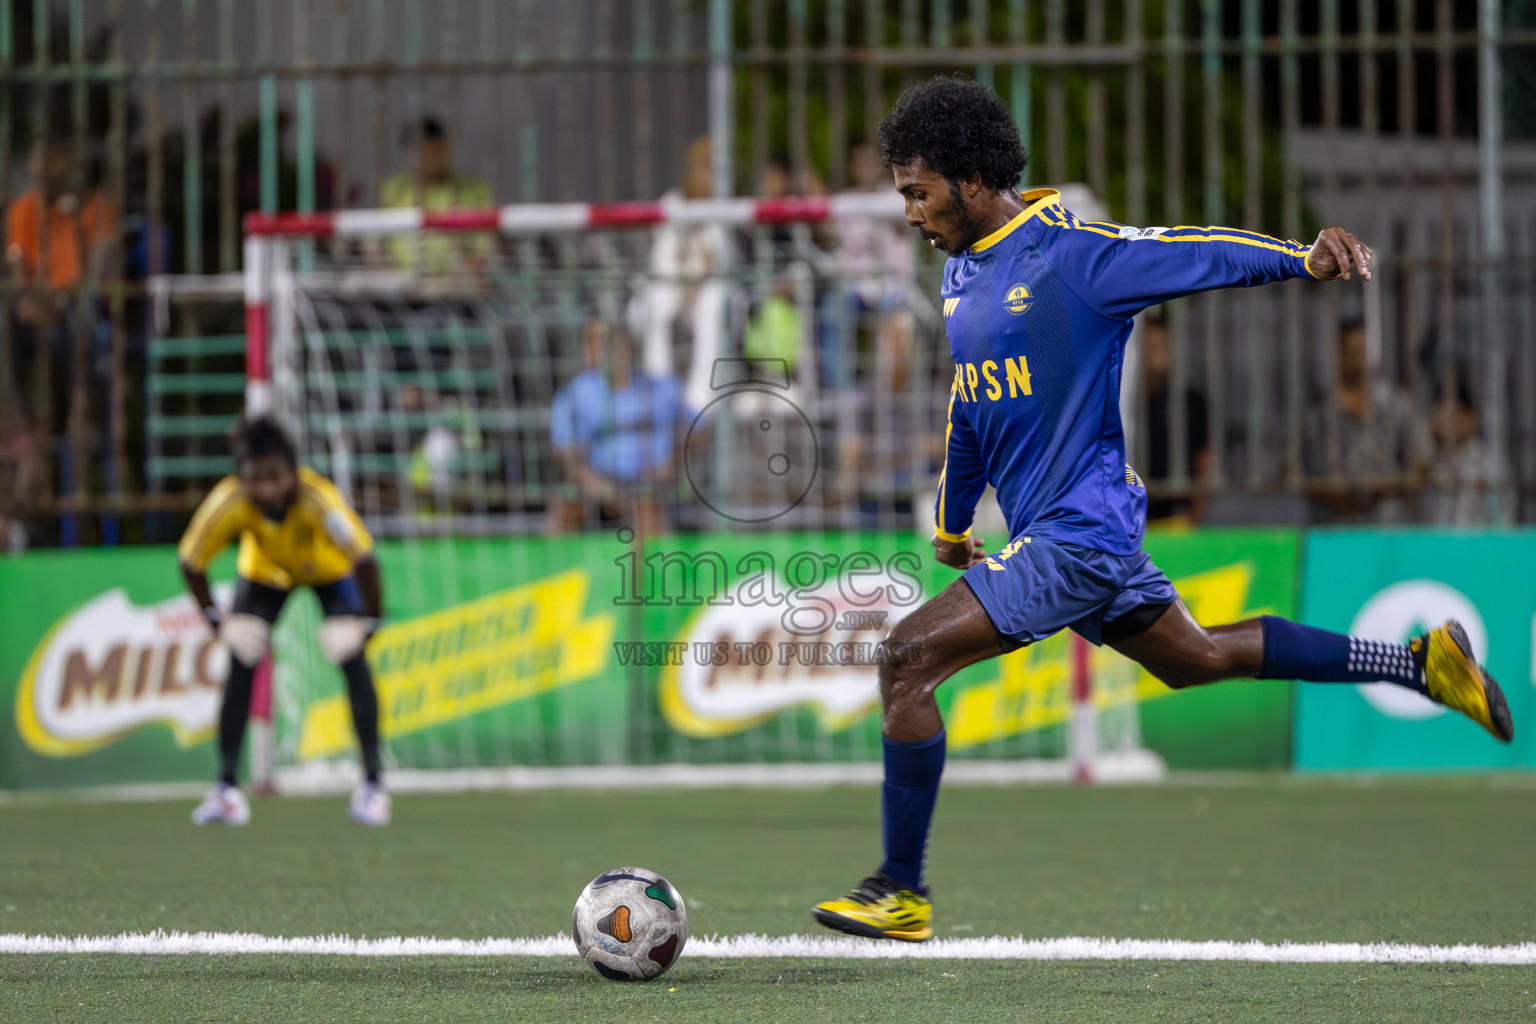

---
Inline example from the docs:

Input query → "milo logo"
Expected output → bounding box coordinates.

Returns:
[15,586,232,757]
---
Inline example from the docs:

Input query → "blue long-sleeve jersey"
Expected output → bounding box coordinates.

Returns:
[934,188,1328,555]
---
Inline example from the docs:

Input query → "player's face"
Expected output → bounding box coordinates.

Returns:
[891,158,973,255]
[239,455,299,521]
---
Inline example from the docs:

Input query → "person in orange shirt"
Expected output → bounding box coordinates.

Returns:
[5,138,116,294]
[3,138,117,439]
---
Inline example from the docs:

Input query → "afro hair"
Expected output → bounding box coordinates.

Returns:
[877,75,1028,190]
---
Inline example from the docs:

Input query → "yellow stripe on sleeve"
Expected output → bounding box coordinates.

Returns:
[933,380,973,543]
[1153,231,1310,258]
[1302,245,1335,279]
[936,381,956,535]
[1045,215,1313,259]
[1071,222,1124,239]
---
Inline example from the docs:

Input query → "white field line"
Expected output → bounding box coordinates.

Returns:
[2,931,1535,964]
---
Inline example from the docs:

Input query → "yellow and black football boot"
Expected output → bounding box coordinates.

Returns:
[812,873,933,942]
[1413,620,1514,742]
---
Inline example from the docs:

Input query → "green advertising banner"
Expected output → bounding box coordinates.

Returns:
[0,548,238,790]
[1294,531,1536,771]
[0,540,626,789]
[1,529,1300,790]
[277,537,623,771]
[628,528,1299,769]
[1138,528,1299,768]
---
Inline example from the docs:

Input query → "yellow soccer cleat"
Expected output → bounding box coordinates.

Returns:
[1414,621,1514,743]
[812,874,933,942]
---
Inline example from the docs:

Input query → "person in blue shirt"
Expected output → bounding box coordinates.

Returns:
[550,317,693,535]
[811,75,1514,944]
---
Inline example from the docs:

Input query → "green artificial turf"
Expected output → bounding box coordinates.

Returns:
[2,777,1534,1021]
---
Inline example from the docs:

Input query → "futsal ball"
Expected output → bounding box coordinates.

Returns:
[571,866,688,981]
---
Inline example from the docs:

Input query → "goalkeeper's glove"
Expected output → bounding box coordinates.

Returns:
[318,615,379,665]
[221,613,272,667]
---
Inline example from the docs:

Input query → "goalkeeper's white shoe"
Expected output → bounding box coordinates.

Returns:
[349,782,392,826]
[191,783,250,826]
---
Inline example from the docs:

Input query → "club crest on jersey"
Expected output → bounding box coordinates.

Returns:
[1003,284,1032,315]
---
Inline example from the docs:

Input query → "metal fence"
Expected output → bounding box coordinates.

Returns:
[0,0,1532,549]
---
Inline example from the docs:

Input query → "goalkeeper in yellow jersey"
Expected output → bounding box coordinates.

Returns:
[179,416,390,827]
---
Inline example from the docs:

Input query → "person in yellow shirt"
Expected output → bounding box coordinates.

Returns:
[379,115,494,275]
[178,416,390,827]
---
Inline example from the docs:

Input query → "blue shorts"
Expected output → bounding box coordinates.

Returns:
[961,536,1178,648]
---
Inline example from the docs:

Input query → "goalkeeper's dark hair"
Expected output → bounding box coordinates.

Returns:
[232,415,298,469]
[878,75,1028,190]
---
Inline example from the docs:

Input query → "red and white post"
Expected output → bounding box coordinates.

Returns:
[1069,633,1097,784]
[243,234,272,416]
[242,233,277,793]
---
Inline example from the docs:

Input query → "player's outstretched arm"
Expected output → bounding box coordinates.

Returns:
[1037,210,1372,319]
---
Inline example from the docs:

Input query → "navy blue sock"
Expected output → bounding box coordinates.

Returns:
[1258,616,1426,694]
[879,730,946,893]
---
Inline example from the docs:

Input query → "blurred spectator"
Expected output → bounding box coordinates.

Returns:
[633,135,739,412]
[1425,374,1512,526]
[6,138,118,294]
[742,158,831,385]
[758,158,793,202]
[1141,313,1211,523]
[839,321,942,525]
[818,143,918,392]
[549,318,693,536]
[1306,318,1431,524]
[5,137,119,527]
[379,116,493,276]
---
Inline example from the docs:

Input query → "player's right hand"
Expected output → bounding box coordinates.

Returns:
[221,613,272,667]
[1307,227,1372,281]
[933,533,988,570]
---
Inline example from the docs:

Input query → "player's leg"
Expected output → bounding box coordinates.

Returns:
[879,578,1010,877]
[1107,601,1513,742]
[812,578,1011,942]
[314,577,390,825]
[218,579,286,783]
[192,579,286,825]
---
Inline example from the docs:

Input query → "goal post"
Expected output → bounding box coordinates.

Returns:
[240,196,1164,787]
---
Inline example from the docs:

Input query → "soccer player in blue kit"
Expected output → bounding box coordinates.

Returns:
[812,76,1514,943]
